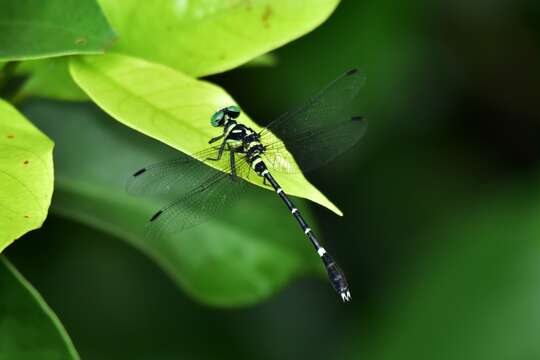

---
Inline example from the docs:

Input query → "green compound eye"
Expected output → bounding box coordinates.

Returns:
[226,105,241,118]
[210,111,224,127]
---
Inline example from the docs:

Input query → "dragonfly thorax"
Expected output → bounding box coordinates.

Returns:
[223,122,266,172]
[244,134,265,160]
[224,123,262,152]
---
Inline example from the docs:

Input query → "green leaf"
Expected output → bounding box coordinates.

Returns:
[69,53,342,215]
[359,189,540,360]
[16,58,88,102]
[0,0,116,61]
[97,0,339,76]
[22,99,323,306]
[0,99,54,252]
[0,256,80,359]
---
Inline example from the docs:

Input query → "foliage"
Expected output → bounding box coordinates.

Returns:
[97,0,339,77]
[21,99,322,306]
[0,0,115,61]
[2,0,540,359]
[0,0,341,355]
[0,99,53,252]
[0,256,79,360]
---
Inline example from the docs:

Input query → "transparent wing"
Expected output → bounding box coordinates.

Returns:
[263,116,367,173]
[259,69,366,173]
[260,69,365,138]
[145,159,252,240]
[127,147,233,196]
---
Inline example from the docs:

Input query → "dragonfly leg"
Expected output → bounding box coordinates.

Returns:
[208,134,225,144]
[206,139,226,161]
[229,150,237,180]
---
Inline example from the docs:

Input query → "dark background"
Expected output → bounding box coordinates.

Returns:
[7,0,540,359]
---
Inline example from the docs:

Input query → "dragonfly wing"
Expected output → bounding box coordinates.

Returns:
[263,116,367,173]
[145,160,251,240]
[259,69,366,173]
[127,147,233,196]
[260,69,365,139]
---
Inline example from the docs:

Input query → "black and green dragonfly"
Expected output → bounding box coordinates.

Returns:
[128,69,367,302]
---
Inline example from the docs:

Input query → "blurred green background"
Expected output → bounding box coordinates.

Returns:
[6,0,540,359]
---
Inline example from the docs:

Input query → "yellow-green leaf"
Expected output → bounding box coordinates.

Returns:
[97,0,339,77]
[70,53,341,215]
[0,99,54,252]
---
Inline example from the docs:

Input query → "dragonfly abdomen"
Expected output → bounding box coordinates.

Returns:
[257,164,352,302]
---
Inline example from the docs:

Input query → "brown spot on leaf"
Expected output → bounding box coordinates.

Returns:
[23,160,29,165]
[6,134,14,139]
[261,5,273,28]
[23,215,30,219]
[75,37,88,46]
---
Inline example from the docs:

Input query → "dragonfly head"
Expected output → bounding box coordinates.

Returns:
[210,105,241,127]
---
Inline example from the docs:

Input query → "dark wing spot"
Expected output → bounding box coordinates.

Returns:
[133,168,146,177]
[23,215,30,218]
[23,160,29,165]
[351,116,364,121]
[150,210,163,222]
[346,68,359,75]
[6,134,14,139]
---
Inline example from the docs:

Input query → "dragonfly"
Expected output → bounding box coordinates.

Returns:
[127,69,367,302]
